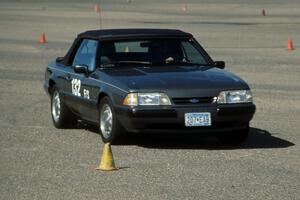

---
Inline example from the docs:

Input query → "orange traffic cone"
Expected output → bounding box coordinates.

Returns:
[262,9,266,16]
[39,32,46,44]
[287,38,294,50]
[94,4,100,13]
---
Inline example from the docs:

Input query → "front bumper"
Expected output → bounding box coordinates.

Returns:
[115,103,255,134]
[43,81,50,96]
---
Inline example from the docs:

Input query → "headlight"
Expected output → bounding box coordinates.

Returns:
[217,90,253,104]
[123,93,171,106]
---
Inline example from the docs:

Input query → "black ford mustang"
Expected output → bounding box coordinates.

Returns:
[44,29,255,144]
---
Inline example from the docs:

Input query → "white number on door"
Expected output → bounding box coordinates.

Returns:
[71,79,81,96]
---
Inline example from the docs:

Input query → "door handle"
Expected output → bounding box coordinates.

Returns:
[66,73,71,81]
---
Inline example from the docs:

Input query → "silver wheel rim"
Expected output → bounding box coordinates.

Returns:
[100,104,113,139]
[52,91,61,123]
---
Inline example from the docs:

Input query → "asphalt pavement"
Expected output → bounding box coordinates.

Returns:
[0,0,299,199]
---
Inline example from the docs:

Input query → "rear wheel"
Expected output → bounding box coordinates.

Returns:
[99,97,124,143]
[51,88,76,128]
[218,126,249,145]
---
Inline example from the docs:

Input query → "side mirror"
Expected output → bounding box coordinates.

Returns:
[214,61,225,69]
[56,57,64,63]
[74,64,88,76]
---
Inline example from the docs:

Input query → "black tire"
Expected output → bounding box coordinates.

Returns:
[51,88,77,128]
[218,126,249,145]
[98,97,124,143]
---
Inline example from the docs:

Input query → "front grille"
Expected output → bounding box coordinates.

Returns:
[172,97,214,105]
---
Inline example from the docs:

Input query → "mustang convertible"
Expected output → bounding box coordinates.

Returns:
[44,29,255,144]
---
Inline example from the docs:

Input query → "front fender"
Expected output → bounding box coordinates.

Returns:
[97,84,128,107]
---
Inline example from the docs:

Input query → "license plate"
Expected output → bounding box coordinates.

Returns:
[185,112,211,127]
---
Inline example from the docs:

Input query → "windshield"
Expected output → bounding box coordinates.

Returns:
[99,39,211,67]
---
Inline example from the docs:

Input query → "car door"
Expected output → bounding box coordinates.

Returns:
[68,39,100,121]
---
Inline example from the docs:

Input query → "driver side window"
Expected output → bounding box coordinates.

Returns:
[72,39,98,71]
[181,41,207,64]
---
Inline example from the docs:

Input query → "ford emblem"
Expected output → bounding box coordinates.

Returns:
[189,98,199,103]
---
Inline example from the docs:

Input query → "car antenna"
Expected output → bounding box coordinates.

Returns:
[98,0,103,29]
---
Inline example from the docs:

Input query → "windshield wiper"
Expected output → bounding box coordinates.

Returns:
[153,61,210,66]
[115,61,151,65]
[100,61,211,68]
[176,61,209,66]
[100,61,151,68]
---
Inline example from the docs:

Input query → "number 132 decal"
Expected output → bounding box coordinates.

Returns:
[71,79,81,96]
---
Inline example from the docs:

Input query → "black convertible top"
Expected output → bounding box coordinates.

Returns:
[62,29,194,65]
[77,28,193,40]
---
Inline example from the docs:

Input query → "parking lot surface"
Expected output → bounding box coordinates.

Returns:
[0,0,299,199]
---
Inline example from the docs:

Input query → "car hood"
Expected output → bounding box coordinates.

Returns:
[101,65,249,97]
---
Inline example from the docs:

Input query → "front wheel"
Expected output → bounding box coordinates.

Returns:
[218,127,249,145]
[99,97,124,143]
[51,88,76,128]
